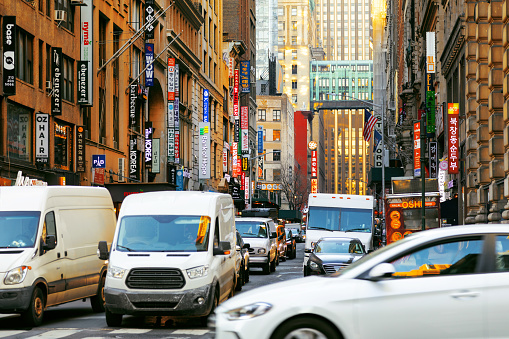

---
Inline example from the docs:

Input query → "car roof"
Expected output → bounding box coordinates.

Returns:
[235,217,272,222]
[401,224,509,241]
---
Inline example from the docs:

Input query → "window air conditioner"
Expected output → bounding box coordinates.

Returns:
[54,10,66,22]
[45,81,52,90]
[70,0,85,5]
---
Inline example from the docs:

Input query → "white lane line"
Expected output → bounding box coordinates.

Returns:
[109,329,152,334]
[172,329,209,335]
[0,331,28,338]
[25,329,82,338]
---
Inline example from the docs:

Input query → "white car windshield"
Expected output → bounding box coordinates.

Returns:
[236,221,268,238]
[308,206,372,232]
[0,211,40,248]
[116,215,211,252]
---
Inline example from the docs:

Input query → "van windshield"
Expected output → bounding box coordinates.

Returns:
[236,221,268,238]
[307,207,372,233]
[0,211,40,248]
[116,215,211,252]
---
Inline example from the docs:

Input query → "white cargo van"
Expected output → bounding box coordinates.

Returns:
[0,186,116,326]
[99,191,236,326]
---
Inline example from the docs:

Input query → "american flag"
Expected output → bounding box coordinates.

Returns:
[363,109,378,142]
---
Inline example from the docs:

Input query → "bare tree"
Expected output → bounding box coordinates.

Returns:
[280,162,308,211]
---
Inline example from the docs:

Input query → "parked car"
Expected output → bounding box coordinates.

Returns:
[304,237,365,276]
[285,229,297,259]
[235,217,278,274]
[212,224,509,339]
[276,224,287,262]
[234,230,250,291]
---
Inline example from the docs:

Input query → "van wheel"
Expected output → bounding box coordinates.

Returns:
[270,317,341,339]
[21,287,45,327]
[105,308,123,327]
[263,257,271,274]
[235,269,243,291]
[91,275,106,312]
[244,264,250,283]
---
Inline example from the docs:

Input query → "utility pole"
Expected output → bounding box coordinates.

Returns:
[421,112,426,230]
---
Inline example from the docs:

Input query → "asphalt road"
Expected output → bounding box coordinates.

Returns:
[0,243,305,338]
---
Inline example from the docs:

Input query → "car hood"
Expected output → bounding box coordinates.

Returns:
[242,237,269,248]
[216,275,357,312]
[0,249,33,273]
[312,253,363,264]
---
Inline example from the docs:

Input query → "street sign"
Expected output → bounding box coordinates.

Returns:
[92,154,106,168]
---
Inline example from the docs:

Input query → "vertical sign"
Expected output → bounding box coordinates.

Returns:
[232,142,238,177]
[257,126,263,153]
[77,61,89,104]
[234,70,240,143]
[203,89,210,122]
[229,57,234,78]
[311,178,318,193]
[51,47,62,116]
[175,97,180,164]
[245,176,250,202]
[80,1,93,105]
[241,171,245,190]
[426,32,436,135]
[2,16,16,96]
[176,169,184,191]
[167,101,174,162]
[76,126,85,172]
[129,135,139,181]
[199,122,211,179]
[145,122,153,169]
[240,60,250,93]
[175,64,179,97]
[145,43,154,87]
[258,156,263,178]
[152,138,160,173]
[311,150,317,178]
[222,145,228,173]
[167,58,175,100]
[145,0,156,39]
[129,83,137,128]
[429,141,437,178]
[241,106,249,152]
[413,122,421,177]
[448,103,459,174]
[35,113,49,163]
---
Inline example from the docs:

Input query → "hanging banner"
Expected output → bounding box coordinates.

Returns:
[77,61,89,104]
[429,141,437,178]
[2,16,16,96]
[175,97,180,164]
[76,126,85,172]
[413,122,421,177]
[145,0,156,39]
[35,113,49,164]
[145,43,154,87]
[152,138,160,173]
[311,150,317,178]
[167,58,175,101]
[234,119,240,143]
[129,136,139,181]
[51,47,62,116]
[241,171,245,190]
[240,60,250,93]
[229,57,234,78]
[80,2,93,105]
[234,69,239,117]
[129,83,137,128]
[311,178,318,193]
[175,64,179,97]
[203,89,209,122]
[223,147,228,173]
[174,97,180,128]
[241,106,248,152]
[232,142,238,177]
[426,32,436,135]
[448,103,459,174]
[245,176,250,202]
[145,122,153,169]
[242,156,248,171]
[258,126,263,153]
[199,122,211,179]
[175,129,180,164]
[167,127,174,162]
[258,156,263,178]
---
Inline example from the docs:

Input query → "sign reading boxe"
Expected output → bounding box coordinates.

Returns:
[3,16,16,96]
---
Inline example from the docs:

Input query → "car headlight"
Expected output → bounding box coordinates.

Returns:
[309,261,320,270]
[257,248,266,254]
[187,265,209,279]
[107,265,127,279]
[4,266,30,285]
[225,302,272,320]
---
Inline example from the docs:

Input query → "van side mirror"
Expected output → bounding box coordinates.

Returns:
[97,241,109,260]
[243,243,250,249]
[270,232,277,239]
[43,235,56,251]
[214,241,231,255]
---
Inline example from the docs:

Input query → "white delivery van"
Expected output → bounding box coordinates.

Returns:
[99,191,237,327]
[0,186,116,326]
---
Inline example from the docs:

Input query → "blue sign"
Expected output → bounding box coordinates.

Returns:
[257,126,263,154]
[92,154,106,168]
[176,169,184,191]
[203,89,209,122]
[145,43,154,87]
[240,61,250,93]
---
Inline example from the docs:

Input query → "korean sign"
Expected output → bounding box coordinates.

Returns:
[448,103,459,174]
[413,122,421,177]
[240,60,250,93]
[199,122,211,179]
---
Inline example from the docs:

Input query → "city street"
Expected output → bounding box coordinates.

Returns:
[0,244,305,338]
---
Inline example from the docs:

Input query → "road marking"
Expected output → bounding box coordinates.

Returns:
[172,329,209,335]
[25,329,82,338]
[0,331,28,338]
[109,329,152,334]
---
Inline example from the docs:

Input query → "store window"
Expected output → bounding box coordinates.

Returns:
[292,64,297,74]
[54,120,73,171]
[7,103,32,162]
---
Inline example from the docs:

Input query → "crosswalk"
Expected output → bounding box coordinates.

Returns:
[0,328,211,338]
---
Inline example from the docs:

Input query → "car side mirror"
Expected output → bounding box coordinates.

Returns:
[271,232,277,239]
[236,245,241,251]
[97,241,109,260]
[243,243,250,249]
[304,248,312,253]
[368,263,396,281]
[43,235,56,251]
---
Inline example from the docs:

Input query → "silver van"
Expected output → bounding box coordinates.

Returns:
[235,217,277,274]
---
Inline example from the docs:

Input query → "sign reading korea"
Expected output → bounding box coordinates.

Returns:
[448,103,459,174]
[2,16,16,96]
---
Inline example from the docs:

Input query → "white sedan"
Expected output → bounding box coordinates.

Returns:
[211,224,509,339]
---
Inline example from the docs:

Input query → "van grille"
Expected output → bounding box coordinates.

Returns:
[126,268,186,289]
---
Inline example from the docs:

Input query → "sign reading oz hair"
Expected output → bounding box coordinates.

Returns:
[35,113,49,163]
[2,16,16,96]
[51,47,62,116]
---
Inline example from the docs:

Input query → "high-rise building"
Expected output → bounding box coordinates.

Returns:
[256,0,278,81]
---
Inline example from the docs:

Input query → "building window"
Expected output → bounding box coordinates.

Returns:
[291,6,297,16]
[292,64,297,74]
[258,109,266,121]
[273,130,281,141]
[131,0,141,31]
[54,0,74,32]
[278,36,285,45]
[7,102,31,162]
[292,94,297,103]
[273,110,281,121]
[16,29,34,84]
[62,56,73,102]
[46,44,51,94]
[273,151,281,162]
[292,80,297,89]
[291,36,297,45]
[278,6,283,16]
[292,21,297,30]
[278,21,285,31]
[38,41,44,89]
[292,50,297,60]
[273,168,281,181]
